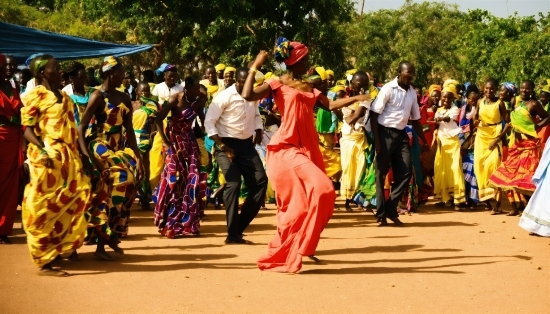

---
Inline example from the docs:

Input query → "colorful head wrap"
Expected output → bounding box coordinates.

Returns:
[442,82,458,99]
[25,53,45,67]
[102,56,120,73]
[30,56,51,76]
[264,72,275,80]
[215,64,226,72]
[224,66,236,75]
[345,69,357,76]
[427,84,442,96]
[275,37,309,66]
[155,63,176,76]
[502,82,518,95]
[326,69,334,77]
[315,67,327,80]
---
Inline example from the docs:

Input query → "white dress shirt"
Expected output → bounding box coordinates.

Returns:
[370,77,421,130]
[152,82,183,105]
[204,85,263,139]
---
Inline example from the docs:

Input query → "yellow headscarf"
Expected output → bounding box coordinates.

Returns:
[224,66,236,75]
[345,69,357,76]
[264,72,275,80]
[427,84,442,96]
[332,86,346,93]
[541,79,550,94]
[215,64,225,72]
[443,79,459,89]
[336,79,346,86]
[254,71,265,88]
[326,69,334,77]
[315,67,327,81]
[444,80,458,98]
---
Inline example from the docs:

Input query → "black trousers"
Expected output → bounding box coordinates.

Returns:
[214,137,268,240]
[375,125,413,219]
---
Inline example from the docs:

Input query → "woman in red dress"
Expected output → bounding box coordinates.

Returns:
[0,53,23,244]
[241,39,370,273]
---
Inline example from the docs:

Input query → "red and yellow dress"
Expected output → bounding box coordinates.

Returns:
[488,102,541,194]
[21,87,91,267]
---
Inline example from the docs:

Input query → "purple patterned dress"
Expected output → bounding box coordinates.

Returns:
[154,104,207,237]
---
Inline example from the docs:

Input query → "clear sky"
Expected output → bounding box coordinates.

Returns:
[356,0,550,17]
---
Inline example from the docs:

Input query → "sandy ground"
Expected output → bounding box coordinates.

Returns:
[1,199,549,314]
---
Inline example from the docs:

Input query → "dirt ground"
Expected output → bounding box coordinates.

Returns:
[1,199,549,314]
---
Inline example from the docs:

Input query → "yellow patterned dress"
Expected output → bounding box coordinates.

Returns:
[86,93,136,241]
[21,86,91,267]
[474,98,503,201]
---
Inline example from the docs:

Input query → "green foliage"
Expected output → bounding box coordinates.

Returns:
[2,0,550,86]
[348,1,550,87]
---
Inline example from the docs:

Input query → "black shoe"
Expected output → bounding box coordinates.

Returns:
[377,217,388,226]
[388,217,404,227]
[224,237,252,245]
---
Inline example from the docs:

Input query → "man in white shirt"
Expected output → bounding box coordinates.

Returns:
[370,61,429,226]
[205,68,267,244]
[152,64,183,106]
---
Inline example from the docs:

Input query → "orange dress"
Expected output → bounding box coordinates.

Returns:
[257,80,335,273]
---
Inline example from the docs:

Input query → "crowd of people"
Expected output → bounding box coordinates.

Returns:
[1,37,549,276]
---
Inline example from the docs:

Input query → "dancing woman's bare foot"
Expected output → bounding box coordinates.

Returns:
[39,263,70,277]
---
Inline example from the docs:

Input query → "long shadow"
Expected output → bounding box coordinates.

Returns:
[403,221,478,227]
[367,236,409,239]
[314,254,531,266]
[56,255,256,276]
[300,261,500,275]
[316,244,425,256]
[122,243,225,251]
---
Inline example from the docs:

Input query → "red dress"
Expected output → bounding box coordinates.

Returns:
[257,80,335,273]
[0,86,23,236]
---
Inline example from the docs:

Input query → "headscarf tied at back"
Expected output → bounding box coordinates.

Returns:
[442,81,458,99]
[155,63,176,76]
[502,82,518,96]
[102,56,120,73]
[275,37,308,66]
[427,84,442,96]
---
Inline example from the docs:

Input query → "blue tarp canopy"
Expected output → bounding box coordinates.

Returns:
[0,22,153,64]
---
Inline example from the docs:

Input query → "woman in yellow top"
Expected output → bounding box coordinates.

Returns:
[78,56,144,261]
[21,55,91,276]
[473,78,509,212]
[433,83,466,208]
[131,82,159,209]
